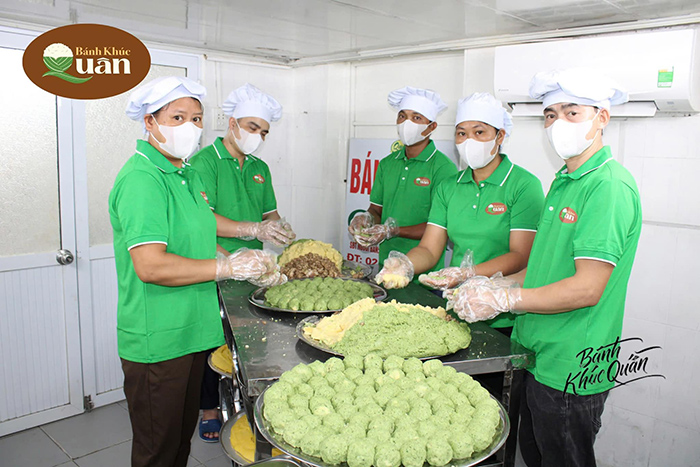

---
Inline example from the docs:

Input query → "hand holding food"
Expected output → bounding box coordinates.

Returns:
[348,211,374,238]
[217,249,284,285]
[446,273,522,323]
[375,251,414,289]
[355,217,399,247]
[420,249,476,290]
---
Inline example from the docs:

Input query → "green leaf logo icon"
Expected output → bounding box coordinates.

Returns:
[42,43,92,84]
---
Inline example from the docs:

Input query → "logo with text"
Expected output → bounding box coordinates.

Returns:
[414,177,431,187]
[200,191,209,204]
[253,174,265,184]
[559,207,578,223]
[564,337,665,396]
[486,202,507,215]
[23,24,150,99]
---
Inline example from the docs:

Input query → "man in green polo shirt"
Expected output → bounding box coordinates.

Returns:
[348,86,457,278]
[447,70,642,467]
[188,83,295,441]
[375,92,543,332]
[189,83,295,256]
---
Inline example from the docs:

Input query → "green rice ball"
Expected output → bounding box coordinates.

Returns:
[341,423,366,441]
[296,383,314,399]
[314,384,336,400]
[383,355,404,372]
[292,406,311,419]
[385,368,405,381]
[467,386,491,406]
[344,354,364,370]
[326,371,347,387]
[325,357,346,373]
[360,402,383,418]
[467,417,496,452]
[451,392,471,407]
[426,378,445,392]
[375,444,401,467]
[417,418,438,437]
[409,398,431,412]
[354,374,375,387]
[309,396,334,417]
[320,434,349,464]
[345,367,364,382]
[368,415,394,434]
[409,403,432,422]
[268,409,296,434]
[263,400,286,420]
[265,381,294,403]
[335,378,357,394]
[436,365,458,383]
[439,384,459,398]
[366,428,391,442]
[426,438,453,466]
[423,359,443,377]
[308,360,327,376]
[282,419,309,447]
[448,432,474,459]
[412,382,431,397]
[386,398,410,413]
[405,370,426,383]
[401,357,422,374]
[348,412,371,430]
[400,439,427,467]
[336,404,357,421]
[300,427,329,458]
[290,363,314,382]
[347,438,375,467]
[364,353,383,372]
[307,375,328,390]
[364,368,383,382]
[331,392,354,410]
[353,384,376,402]
[288,393,309,410]
[393,427,420,447]
[301,413,322,429]
[322,412,346,433]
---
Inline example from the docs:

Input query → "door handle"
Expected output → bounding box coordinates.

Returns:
[56,249,74,265]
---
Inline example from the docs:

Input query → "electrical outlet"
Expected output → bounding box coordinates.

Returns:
[214,108,228,131]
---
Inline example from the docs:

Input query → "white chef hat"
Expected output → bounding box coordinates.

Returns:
[126,76,206,129]
[455,92,513,136]
[529,68,628,110]
[387,86,447,121]
[222,83,283,123]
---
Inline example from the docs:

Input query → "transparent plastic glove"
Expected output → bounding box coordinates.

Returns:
[348,211,374,239]
[238,219,296,246]
[445,273,522,323]
[375,251,414,289]
[215,249,272,281]
[277,217,297,245]
[419,250,476,290]
[356,217,400,247]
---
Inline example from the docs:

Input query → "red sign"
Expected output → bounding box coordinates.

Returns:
[253,174,265,184]
[414,177,431,187]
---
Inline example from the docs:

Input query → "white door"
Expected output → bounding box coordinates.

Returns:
[0,40,84,436]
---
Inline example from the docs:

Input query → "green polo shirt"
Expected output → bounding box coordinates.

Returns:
[428,155,544,328]
[512,146,642,396]
[188,137,277,253]
[109,140,224,364]
[370,140,458,275]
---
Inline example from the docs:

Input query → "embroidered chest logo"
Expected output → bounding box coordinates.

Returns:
[200,191,209,204]
[253,174,265,184]
[559,207,578,224]
[486,202,507,215]
[414,177,431,187]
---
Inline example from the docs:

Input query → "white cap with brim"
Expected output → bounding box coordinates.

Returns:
[529,68,628,110]
[387,86,447,122]
[455,92,513,137]
[126,76,206,130]
[222,83,283,123]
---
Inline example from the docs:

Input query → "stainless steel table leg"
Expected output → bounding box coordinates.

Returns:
[498,368,523,467]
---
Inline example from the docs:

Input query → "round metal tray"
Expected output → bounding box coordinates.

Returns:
[296,315,457,361]
[248,278,387,314]
[221,410,284,464]
[253,386,510,467]
[207,353,233,379]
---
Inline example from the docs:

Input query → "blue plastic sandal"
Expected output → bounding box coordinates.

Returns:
[199,418,222,443]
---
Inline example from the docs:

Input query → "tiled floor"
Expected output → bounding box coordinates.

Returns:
[0,401,232,467]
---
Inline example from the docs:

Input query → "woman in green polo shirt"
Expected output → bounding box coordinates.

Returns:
[112,76,284,467]
[376,92,544,330]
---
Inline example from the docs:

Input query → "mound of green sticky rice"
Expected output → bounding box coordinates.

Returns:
[332,304,471,358]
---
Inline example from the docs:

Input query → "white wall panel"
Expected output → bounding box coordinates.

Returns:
[88,258,122,395]
[0,266,69,421]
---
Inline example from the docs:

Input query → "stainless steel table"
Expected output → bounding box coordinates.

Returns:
[218,280,534,467]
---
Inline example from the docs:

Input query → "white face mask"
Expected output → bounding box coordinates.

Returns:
[397,120,431,146]
[456,138,498,170]
[546,111,600,160]
[151,118,202,160]
[233,121,264,155]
